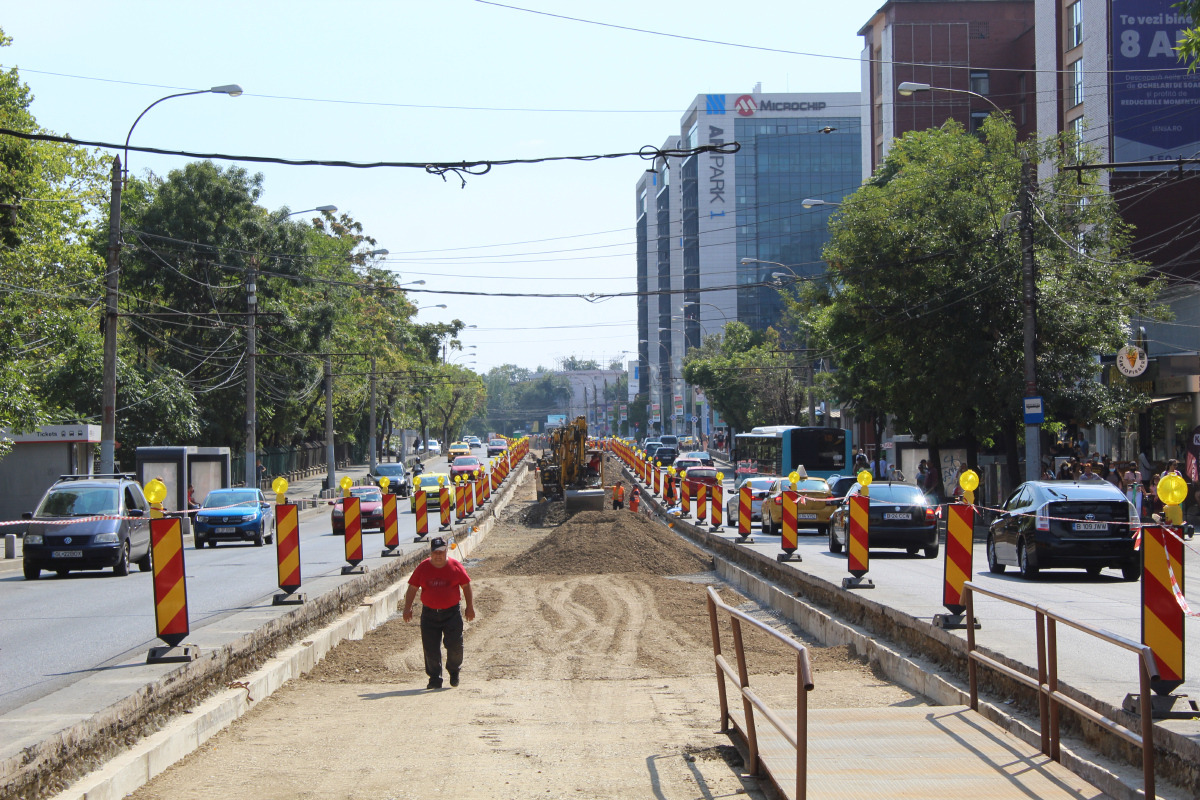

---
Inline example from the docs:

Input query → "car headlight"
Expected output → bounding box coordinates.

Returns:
[240,514,256,522]
[93,532,119,544]
[24,533,42,545]
[333,508,344,517]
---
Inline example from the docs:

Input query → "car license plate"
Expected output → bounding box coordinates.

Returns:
[884,513,910,520]
[53,550,82,558]
[1073,522,1108,531]
[797,513,818,520]
[215,527,237,533]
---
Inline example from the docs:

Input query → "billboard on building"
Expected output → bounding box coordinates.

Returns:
[1111,0,1200,163]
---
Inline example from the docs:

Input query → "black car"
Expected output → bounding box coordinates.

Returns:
[987,480,1139,580]
[655,447,679,466]
[369,462,410,497]
[21,474,152,580]
[829,481,938,558]
[826,475,858,499]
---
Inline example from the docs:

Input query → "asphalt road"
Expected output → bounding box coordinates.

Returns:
[0,453,461,716]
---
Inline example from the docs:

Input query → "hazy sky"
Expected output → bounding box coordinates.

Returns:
[2,0,871,373]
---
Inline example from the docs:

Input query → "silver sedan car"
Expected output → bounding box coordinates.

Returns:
[725,476,778,523]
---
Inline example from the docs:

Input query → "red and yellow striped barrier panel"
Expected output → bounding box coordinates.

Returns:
[711,484,723,529]
[681,480,691,517]
[738,485,752,537]
[1143,525,1185,692]
[697,483,708,521]
[780,491,798,553]
[415,490,429,538]
[847,495,870,577]
[275,504,301,594]
[151,517,190,646]
[943,504,973,612]
[343,496,363,566]
[381,493,398,549]
[439,486,451,529]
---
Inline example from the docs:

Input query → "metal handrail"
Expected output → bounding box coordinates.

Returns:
[963,581,1159,799]
[706,586,814,800]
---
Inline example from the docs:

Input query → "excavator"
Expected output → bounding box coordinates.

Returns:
[535,416,606,512]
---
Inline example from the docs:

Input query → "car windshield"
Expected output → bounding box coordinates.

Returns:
[454,457,480,468]
[418,475,446,488]
[859,484,926,504]
[689,468,717,480]
[349,488,382,501]
[675,460,702,471]
[37,486,120,517]
[205,490,260,508]
[745,478,775,492]
[796,479,830,492]
[489,440,506,447]
[374,464,405,476]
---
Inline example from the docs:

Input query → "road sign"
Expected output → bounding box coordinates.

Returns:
[691,415,698,423]
[1023,396,1045,424]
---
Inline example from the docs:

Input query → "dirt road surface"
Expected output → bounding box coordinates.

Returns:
[130,461,927,800]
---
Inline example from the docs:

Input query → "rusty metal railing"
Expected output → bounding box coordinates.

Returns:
[963,581,1159,799]
[706,586,814,800]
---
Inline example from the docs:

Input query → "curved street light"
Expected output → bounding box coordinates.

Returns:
[801,198,842,209]
[124,85,243,184]
[418,304,448,310]
[896,82,1006,117]
[285,205,338,217]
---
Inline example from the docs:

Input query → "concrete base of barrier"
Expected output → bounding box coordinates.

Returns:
[339,564,368,575]
[271,592,306,606]
[6,459,532,800]
[144,646,199,666]
[840,575,875,589]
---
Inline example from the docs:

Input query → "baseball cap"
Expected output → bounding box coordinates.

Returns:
[429,536,448,552]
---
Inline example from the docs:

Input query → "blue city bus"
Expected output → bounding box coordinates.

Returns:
[734,426,852,480]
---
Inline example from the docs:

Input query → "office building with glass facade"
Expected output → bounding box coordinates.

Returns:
[635,91,863,435]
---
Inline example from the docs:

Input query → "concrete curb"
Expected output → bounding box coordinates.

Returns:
[1,460,530,800]
[617,459,1189,800]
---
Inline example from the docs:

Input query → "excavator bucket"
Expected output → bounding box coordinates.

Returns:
[565,488,606,513]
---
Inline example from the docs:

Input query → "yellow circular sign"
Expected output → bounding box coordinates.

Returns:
[716,472,725,482]
[680,469,688,479]
[339,475,353,491]
[437,475,445,486]
[378,476,390,492]
[788,470,801,487]
[655,461,661,467]
[668,467,677,476]
[143,479,167,505]
[857,470,873,487]
[271,476,289,495]
[1158,473,1188,506]
[958,469,979,493]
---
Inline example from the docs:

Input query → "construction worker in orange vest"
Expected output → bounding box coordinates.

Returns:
[612,482,626,511]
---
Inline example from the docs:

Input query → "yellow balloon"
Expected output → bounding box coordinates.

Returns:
[716,472,725,482]
[143,479,166,505]
[437,475,445,486]
[271,476,289,495]
[680,469,688,478]
[339,475,353,490]
[788,470,801,486]
[378,476,390,492]
[668,467,677,476]
[857,470,873,487]
[1158,473,1188,506]
[958,469,979,493]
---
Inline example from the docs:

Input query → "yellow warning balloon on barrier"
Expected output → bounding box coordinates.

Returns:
[717,472,725,482]
[378,476,390,492]
[857,470,873,487]
[788,470,801,487]
[339,475,353,490]
[958,469,979,493]
[144,479,167,505]
[272,476,289,495]
[437,474,445,485]
[1158,473,1187,506]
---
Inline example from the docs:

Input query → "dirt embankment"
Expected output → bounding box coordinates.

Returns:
[130,461,925,800]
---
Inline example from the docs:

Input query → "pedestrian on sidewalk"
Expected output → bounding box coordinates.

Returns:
[403,536,475,689]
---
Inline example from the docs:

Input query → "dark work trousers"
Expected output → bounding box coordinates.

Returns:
[420,605,464,683]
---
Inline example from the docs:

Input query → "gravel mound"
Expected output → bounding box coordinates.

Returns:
[511,501,573,528]
[502,510,712,576]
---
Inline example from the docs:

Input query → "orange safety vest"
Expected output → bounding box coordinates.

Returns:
[615,485,626,502]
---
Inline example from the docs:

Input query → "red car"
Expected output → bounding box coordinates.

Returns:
[331,486,384,532]
[451,456,483,480]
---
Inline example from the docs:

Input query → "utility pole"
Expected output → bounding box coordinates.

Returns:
[369,354,377,471]
[99,157,122,475]
[325,356,336,493]
[245,259,257,488]
[806,361,816,427]
[1020,156,1041,482]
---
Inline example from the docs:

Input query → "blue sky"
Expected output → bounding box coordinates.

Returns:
[2,0,871,372]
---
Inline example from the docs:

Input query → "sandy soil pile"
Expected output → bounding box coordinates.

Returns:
[501,509,712,577]
[510,499,572,528]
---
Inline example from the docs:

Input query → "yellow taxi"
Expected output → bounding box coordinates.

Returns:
[409,473,449,512]
[760,467,835,536]
[447,441,471,458]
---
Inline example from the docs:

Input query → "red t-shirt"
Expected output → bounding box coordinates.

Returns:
[408,558,471,610]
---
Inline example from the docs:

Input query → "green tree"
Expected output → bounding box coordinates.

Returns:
[1174,0,1200,68]
[792,117,1159,490]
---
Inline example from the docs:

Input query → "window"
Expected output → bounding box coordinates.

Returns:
[970,110,990,133]
[1067,0,1083,50]
[686,122,698,149]
[1070,59,1084,107]
[970,70,990,95]
[1070,116,1085,160]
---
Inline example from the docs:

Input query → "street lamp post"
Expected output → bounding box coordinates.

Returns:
[99,85,242,476]
[898,82,1039,480]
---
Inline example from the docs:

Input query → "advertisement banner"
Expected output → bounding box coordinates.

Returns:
[1112,0,1200,164]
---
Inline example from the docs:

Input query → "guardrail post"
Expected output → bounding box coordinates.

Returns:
[1140,660,1155,800]
[706,592,729,732]
[966,587,978,710]
[1036,610,1049,755]
[729,617,759,776]
[1047,618,1060,761]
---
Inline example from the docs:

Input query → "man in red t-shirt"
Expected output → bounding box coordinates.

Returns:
[403,536,475,689]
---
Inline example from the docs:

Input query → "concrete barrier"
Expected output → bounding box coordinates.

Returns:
[1,459,531,800]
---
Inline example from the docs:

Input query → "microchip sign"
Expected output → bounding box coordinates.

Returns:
[1116,345,1148,378]
[1023,396,1045,425]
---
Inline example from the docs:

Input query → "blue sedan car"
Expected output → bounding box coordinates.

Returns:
[194,488,275,548]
